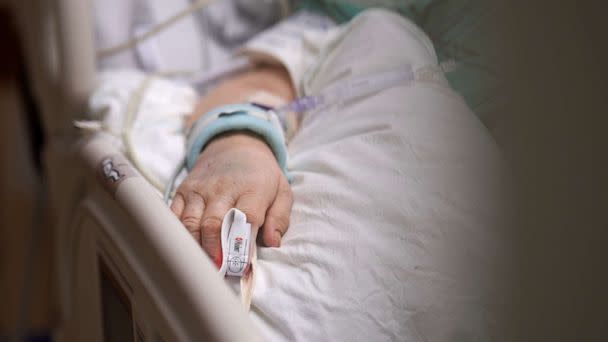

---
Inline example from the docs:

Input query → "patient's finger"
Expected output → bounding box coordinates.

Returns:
[200,197,233,268]
[262,177,293,247]
[235,192,270,232]
[170,192,185,218]
[179,192,205,244]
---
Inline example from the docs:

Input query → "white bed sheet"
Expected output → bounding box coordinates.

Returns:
[87,9,508,342]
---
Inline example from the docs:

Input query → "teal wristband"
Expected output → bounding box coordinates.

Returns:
[186,103,291,181]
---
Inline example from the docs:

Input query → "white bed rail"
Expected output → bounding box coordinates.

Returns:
[13,1,265,340]
[63,136,265,342]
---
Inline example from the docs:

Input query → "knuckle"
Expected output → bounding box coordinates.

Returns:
[185,190,205,204]
[172,191,185,202]
[241,208,265,227]
[201,217,222,236]
[171,192,185,206]
[181,216,201,232]
[178,178,202,192]
[176,177,208,199]
[236,197,266,227]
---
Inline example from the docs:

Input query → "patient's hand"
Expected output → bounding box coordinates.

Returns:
[170,131,292,266]
[170,65,295,267]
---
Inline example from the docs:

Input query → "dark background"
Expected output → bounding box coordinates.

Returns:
[496,1,608,340]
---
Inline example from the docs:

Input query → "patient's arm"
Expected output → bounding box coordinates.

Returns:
[185,64,295,126]
[170,64,295,267]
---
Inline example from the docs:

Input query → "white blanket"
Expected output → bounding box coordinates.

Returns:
[249,10,508,341]
[87,9,508,341]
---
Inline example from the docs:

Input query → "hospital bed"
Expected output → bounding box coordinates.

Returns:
[14,0,508,341]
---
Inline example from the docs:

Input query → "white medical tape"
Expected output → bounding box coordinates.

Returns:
[218,208,252,277]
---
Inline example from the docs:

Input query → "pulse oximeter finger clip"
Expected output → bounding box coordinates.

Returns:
[218,208,252,277]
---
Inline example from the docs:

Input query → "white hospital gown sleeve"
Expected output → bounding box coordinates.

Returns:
[237,10,341,95]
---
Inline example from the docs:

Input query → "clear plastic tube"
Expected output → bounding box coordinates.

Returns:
[275,64,415,125]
